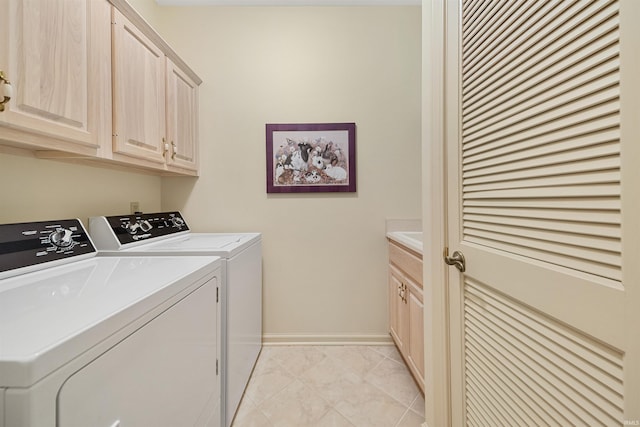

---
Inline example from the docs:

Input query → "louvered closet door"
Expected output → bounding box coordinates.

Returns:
[444,0,640,425]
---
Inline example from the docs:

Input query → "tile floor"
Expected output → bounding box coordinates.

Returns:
[231,345,426,427]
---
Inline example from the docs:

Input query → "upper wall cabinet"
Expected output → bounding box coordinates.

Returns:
[110,2,200,175]
[0,0,201,176]
[0,0,111,155]
[111,8,167,166]
[166,59,199,172]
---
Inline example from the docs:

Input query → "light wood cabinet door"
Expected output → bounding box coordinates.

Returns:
[112,7,166,166]
[166,59,199,172]
[407,281,424,390]
[389,265,408,353]
[0,0,111,154]
[388,241,425,393]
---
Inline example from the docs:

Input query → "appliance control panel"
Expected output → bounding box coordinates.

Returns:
[103,211,190,245]
[0,219,96,276]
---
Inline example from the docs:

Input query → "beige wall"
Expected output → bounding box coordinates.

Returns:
[0,1,421,343]
[150,4,422,341]
[0,148,162,225]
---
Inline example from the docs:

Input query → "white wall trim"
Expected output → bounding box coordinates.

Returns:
[262,333,393,346]
[423,0,451,426]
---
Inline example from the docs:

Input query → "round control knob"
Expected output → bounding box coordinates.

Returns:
[139,219,152,232]
[50,228,74,248]
[123,222,140,235]
[171,217,185,228]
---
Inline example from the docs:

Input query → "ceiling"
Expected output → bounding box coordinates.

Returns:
[156,0,420,5]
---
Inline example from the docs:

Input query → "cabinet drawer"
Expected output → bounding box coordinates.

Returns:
[388,241,423,287]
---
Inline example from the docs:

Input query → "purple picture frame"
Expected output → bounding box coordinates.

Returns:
[266,123,356,193]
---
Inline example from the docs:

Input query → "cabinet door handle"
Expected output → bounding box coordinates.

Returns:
[171,140,177,160]
[162,137,169,157]
[0,70,12,112]
[399,282,407,303]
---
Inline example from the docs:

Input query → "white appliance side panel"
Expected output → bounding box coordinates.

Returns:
[87,217,122,251]
[57,277,220,427]
[0,388,4,427]
[225,240,262,427]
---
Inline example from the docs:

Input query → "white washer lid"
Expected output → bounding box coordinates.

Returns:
[0,255,220,387]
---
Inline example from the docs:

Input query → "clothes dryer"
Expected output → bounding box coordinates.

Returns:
[89,211,262,427]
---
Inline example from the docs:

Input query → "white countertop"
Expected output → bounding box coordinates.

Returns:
[386,231,423,254]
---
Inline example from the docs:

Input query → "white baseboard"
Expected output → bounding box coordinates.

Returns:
[262,333,393,346]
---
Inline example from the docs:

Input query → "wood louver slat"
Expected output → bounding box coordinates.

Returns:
[463,72,618,144]
[463,206,620,225]
[463,280,624,426]
[462,0,523,58]
[461,0,621,283]
[463,87,619,151]
[463,115,619,163]
[463,214,620,240]
[463,195,618,207]
[464,149,619,181]
[464,134,619,173]
[463,1,618,103]
[463,45,619,134]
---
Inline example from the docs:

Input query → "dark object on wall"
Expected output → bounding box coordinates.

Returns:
[266,123,356,193]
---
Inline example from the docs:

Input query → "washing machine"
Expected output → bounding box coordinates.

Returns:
[89,211,262,427]
[0,218,222,427]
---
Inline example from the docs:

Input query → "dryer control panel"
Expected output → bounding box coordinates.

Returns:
[97,211,190,246]
[0,219,96,279]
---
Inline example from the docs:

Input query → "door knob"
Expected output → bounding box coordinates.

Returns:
[443,248,466,272]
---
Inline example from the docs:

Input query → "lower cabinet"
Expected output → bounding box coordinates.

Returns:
[388,240,424,393]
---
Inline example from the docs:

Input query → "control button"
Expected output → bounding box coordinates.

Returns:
[49,228,74,248]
